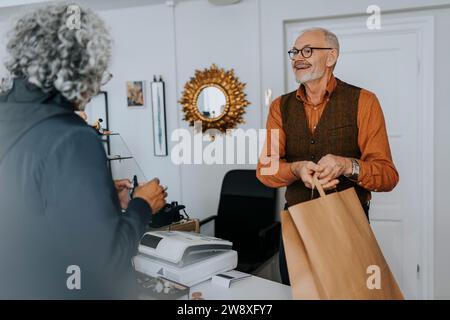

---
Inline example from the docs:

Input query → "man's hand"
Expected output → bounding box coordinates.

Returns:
[291,161,325,189]
[133,178,167,214]
[316,154,353,188]
[114,179,133,209]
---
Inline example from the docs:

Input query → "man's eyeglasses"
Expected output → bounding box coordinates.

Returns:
[288,47,334,59]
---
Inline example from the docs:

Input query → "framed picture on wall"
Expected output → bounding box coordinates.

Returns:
[126,80,146,107]
[151,76,168,157]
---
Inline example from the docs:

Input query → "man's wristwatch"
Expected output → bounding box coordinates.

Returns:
[345,158,360,181]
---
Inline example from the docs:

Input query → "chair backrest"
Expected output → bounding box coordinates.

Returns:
[216,169,277,233]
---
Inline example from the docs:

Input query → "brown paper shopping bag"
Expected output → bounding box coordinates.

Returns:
[281,177,404,300]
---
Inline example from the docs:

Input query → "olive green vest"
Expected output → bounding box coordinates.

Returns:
[280,78,370,207]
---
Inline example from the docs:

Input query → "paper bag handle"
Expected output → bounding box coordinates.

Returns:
[312,176,326,198]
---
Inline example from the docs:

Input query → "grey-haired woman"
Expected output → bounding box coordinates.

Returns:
[0,3,166,299]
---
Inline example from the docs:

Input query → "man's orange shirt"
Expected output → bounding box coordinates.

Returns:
[257,74,399,194]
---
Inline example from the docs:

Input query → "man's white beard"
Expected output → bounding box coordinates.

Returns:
[296,68,325,85]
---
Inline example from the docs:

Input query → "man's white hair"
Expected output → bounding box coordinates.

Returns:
[299,27,340,54]
[4,3,112,109]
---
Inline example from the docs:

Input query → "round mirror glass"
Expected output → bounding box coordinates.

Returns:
[197,86,227,119]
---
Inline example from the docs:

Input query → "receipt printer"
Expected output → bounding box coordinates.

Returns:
[133,231,238,286]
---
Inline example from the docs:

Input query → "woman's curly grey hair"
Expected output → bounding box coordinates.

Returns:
[4,3,112,109]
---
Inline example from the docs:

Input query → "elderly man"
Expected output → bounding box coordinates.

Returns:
[257,28,399,285]
[0,4,166,298]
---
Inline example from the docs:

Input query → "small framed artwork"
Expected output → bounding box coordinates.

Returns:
[126,80,146,107]
[151,76,168,157]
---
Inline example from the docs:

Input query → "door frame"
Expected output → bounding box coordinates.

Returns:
[283,15,434,299]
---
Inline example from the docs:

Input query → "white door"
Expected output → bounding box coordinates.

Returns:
[285,16,434,299]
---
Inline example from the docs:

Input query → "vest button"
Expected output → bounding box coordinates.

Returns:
[310,139,315,144]
[310,155,315,160]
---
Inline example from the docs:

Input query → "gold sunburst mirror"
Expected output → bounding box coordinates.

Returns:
[179,64,250,133]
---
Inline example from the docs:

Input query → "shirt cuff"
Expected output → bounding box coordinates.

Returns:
[279,162,298,184]
[357,160,379,192]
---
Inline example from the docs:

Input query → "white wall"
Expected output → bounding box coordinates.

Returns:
[98,4,183,202]
[431,5,450,301]
[173,0,261,221]
[0,0,449,299]
[99,0,262,218]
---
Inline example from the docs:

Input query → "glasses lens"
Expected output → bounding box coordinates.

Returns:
[101,72,113,85]
[288,49,297,59]
[302,47,312,58]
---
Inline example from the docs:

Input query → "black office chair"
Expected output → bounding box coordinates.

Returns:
[200,169,280,274]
